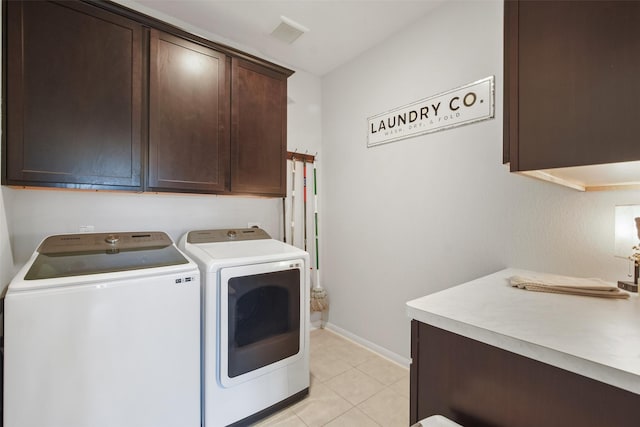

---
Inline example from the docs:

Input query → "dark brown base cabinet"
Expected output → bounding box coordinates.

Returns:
[410,321,639,427]
[3,0,292,196]
[504,0,640,172]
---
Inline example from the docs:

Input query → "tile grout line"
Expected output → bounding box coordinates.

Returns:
[255,329,407,425]
[305,329,410,427]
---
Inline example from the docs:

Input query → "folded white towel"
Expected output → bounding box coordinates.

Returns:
[510,273,629,299]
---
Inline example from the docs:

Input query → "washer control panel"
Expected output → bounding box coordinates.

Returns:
[38,232,173,255]
[187,228,271,244]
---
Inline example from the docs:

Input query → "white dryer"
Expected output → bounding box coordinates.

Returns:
[3,232,200,427]
[179,228,310,427]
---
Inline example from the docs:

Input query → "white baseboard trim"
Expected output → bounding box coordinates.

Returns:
[323,322,411,368]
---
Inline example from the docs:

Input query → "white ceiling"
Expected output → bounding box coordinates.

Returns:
[133,0,444,76]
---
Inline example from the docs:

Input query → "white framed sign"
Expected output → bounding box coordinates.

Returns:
[367,76,495,148]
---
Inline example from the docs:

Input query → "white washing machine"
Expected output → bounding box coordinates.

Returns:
[3,232,200,427]
[179,228,310,427]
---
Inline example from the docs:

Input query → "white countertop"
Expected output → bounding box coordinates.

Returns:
[406,268,640,395]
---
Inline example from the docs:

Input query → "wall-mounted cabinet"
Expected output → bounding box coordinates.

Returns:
[5,0,144,190]
[148,30,230,193]
[504,0,640,191]
[3,0,293,197]
[230,58,287,196]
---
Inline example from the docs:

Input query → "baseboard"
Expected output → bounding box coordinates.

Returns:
[323,322,411,368]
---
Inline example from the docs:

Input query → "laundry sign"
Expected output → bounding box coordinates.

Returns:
[367,76,495,147]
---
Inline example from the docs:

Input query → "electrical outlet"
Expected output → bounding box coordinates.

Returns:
[79,225,95,233]
[248,222,261,229]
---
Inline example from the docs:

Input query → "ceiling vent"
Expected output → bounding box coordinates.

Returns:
[270,16,309,44]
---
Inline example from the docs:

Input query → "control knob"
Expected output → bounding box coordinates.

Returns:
[105,234,120,244]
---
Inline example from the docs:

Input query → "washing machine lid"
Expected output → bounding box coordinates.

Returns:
[23,232,189,281]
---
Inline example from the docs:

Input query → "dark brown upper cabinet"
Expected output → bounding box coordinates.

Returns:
[3,0,293,196]
[230,58,288,197]
[148,30,230,193]
[4,0,143,190]
[504,0,640,191]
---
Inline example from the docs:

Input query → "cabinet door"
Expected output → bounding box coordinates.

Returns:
[148,30,230,193]
[505,0,640,171]
[411,321,639,426]
[5,0,143,189]
[230,58,287,196]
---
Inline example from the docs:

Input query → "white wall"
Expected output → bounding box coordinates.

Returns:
[321,0,640,362]
[4,3,322,268]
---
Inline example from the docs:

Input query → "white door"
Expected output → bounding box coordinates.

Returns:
[219,259,305,387]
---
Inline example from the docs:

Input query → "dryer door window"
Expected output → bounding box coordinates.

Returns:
[219,259,305,387]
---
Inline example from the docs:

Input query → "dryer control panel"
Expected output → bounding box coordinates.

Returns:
[187,228,271,244]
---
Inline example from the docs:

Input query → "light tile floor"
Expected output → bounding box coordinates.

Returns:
[253,328,410,427]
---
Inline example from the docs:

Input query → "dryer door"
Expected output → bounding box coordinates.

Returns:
[219,259,305,387]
